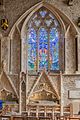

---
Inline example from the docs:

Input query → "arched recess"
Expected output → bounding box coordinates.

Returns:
[8,1,79,74]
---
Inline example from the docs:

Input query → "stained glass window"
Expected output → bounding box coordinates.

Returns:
[49,28,59,70]
[39,10,47,18]
[28,28,37,70]
[27,7,63,72]
[34,20,41,27]
[45,19,52,27]
[39,28,48,70]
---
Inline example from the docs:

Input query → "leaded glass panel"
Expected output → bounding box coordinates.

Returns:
[45,19,52,27]
[39,10,47,18]
[28,28,37,70]
[27,7,62,72]
[34,20,41,27]
[49,28,59,70]
[39,28,48,70]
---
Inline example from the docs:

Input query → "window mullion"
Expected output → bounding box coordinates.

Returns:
[48,29,50,71]
[37,30,39,72]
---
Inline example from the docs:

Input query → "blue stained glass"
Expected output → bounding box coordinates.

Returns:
[49,28,59,70]
[28,28,37,70]
[39,11,47,18]
[27,7,60,71]
[39,28,48,70]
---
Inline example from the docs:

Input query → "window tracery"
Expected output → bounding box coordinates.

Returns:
[27,7,63,72]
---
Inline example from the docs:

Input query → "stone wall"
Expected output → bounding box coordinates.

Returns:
[46,0,80,33]
[11,27,21,74]
[0,0,41,36]
[63,75,80,105]
[0,0,80,108]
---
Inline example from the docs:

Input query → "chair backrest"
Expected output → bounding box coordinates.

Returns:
[54,105,60,112]
[63,103,73,116]
[63,106,70,112]
[46,106,53,113]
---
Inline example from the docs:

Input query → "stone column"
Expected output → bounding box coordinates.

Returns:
[65,40,70,74]
[60,71,64,116]
[0,34,2,74]
[19,72,22,114]
[0,38,1,73]
[8,36,12,73]
[26,40,29,109]
[26,27,29,108]
[26,70,28,108]
[76,35,80,73]
[65,25,75,74]
[65,26,70,74]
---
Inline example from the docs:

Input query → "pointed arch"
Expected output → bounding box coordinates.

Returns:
[21,4,65,72]
[21,3,66,40]
[8,1,79,39]
[8,1,79,73]
[27,70,60,101]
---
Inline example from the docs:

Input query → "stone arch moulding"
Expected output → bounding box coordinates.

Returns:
[21,2,66,72]
[8,1,79,73]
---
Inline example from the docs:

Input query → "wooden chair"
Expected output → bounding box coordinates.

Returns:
[54,106,60,116]
[29,105,37,116]
[63,103,73,116]
[38,106,45,117]
[46,106,53,119]
[26,105,37,117]
[63,106,70,116]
